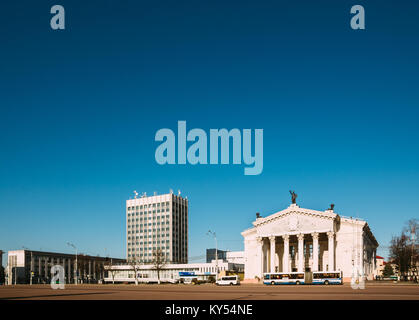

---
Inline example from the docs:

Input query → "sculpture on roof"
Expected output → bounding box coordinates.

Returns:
[289,190,297,204]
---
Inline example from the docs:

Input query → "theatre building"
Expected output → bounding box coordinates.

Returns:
[242,202,378,282]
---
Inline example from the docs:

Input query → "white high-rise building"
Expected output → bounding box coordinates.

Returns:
[126,191,188,264]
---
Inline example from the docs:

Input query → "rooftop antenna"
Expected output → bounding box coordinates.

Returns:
[170,189,173,194]
[178,190,181,196]
[154,191,157,196]
[133,190,139,199]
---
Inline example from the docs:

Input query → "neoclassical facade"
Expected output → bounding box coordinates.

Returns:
[242,203,379,281]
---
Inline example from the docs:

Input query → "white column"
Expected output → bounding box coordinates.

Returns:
[282,235,289,273]
[312,232,319,272]
[269,236,276,273]
[38,257,42,278]
[62,258,65,282]
[67,259,71,283]
[88,261,92,283]
[93,260,96,280]
[256,237,263,279]
[327,231,335,271]
[297,234,304,272]
[44,257,48,280]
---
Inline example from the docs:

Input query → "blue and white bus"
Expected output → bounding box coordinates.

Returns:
[312,271,343,285]
[263,271,343,285]
[263,272,305,285]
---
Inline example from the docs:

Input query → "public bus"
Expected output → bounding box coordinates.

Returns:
[312,271,343,285]
[263,271,343,285]
[263,272,306,285]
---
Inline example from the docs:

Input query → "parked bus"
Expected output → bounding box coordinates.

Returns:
[312,271,343,285]
[263,271,343,285]
[263,272,305,285]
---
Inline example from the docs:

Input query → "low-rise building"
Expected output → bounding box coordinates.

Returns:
[6,249,125,285]
[104,261,244,283]
[206,249,244,264]
[206,248,227,263]
[374,255,385,277]
[226,251,245,264]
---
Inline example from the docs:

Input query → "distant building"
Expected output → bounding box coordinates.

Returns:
[6,249,124,285]
[206,249,244,264]
[206,249,227,263]
[226,251,245,264]
[374,255,385,277]
[126,192,188,264]
[104,260,244,283]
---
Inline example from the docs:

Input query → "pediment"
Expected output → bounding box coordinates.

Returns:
[255,207,335,236]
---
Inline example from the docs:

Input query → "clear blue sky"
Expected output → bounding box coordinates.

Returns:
[1,0,418,266]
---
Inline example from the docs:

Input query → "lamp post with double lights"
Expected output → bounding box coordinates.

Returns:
[207,230,218,281]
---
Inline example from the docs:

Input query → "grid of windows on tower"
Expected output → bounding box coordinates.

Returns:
[126,197,188,264]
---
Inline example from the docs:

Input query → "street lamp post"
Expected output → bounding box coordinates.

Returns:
[207,230,218,281]
[67,242,78,285]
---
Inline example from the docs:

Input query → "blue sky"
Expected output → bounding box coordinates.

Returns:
[1,0,418,266]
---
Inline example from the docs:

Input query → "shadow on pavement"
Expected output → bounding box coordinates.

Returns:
[1,291,115,300]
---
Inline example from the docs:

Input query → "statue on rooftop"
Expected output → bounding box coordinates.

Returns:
[289,190,297,204]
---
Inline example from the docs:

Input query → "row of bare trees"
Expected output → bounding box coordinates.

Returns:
[102,249,167,284]
[128,249,166,284]
[389,219,418,280]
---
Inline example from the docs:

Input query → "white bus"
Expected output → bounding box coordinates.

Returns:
[263,272,305,285]
[263,271,343,285]
[216,275,240,286]
[312,271,343,285]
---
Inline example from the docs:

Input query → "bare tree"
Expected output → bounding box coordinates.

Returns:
[382,263,394,278]
[404,219,419,280]
[152,249,166,284]
[390,232,413,279]
[128,256,140,285]
[104,257,117,284]
[403,219,419,239]
[389,219,419,281]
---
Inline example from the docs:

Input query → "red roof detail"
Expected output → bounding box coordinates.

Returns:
[376,255,385,259]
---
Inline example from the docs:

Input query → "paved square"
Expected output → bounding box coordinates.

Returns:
[0,283,418,300]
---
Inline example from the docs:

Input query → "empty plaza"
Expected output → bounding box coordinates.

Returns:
[0,283,418,300]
